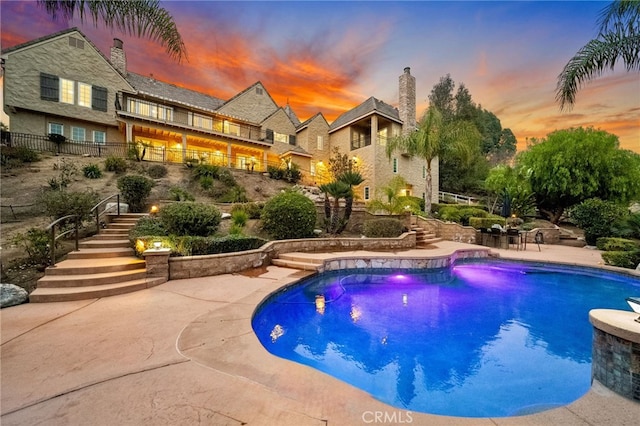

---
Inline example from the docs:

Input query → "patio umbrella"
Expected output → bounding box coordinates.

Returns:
[500,190,512,218]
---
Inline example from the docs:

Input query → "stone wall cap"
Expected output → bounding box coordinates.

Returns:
[589,309,640,344]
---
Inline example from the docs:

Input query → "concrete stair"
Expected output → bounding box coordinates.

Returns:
[271,253,324,271]
[411,225,442,248]
[30,213,164,303]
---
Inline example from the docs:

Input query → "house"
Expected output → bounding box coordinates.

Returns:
[2,28,438,205]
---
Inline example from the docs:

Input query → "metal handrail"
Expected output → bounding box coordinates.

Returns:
[90,194,121,232]
[46,214,79,266]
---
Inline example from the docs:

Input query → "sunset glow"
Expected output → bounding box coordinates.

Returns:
[1,1,638,152]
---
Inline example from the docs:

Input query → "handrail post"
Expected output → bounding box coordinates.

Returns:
[117,194,120,216]
[50,224,56,267]
[75,215,79,251]
[95,207,100,234]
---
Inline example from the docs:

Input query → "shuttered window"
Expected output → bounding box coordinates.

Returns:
[40,73,59,101]
[288,135,296,146]
[92,86,108,111]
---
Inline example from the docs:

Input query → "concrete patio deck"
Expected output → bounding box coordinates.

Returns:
[2,241,639,425]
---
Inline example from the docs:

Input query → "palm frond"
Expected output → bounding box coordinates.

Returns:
[38,0,187,62]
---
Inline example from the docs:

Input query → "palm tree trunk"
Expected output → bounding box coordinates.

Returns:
[337,195,353,234]
[425,164,433,214]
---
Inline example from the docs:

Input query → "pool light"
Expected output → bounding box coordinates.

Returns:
[315,295,325,314]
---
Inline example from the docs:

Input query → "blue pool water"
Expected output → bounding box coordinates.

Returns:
[251,259,640,417]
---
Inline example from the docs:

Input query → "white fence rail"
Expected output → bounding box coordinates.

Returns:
[438,191,477,205]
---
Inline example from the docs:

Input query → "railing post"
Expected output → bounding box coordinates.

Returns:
[117,194,120,216]
[95,207,100,234]
[50,224,56,267]
[75,215,79,251]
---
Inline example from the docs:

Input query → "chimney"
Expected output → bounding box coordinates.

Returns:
[110,38,127,76]
[398,67,416,135]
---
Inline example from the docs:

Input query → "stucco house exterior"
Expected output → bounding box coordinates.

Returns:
[2,28,438,205]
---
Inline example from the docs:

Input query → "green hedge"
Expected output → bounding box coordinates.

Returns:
[438,205,488,225]
[469,216,506,229]
[601,250,640,269]
[363,218,404,238]
[596,237,639,252]
[158,202,221,236]
[133,234,266,257]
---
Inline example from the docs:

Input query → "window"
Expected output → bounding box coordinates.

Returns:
[71,126,86,142]
[310,162,316,176]
[93,131,106,144]
[92,86,108,112]
[223,120,240,136]
[40,73,59,101]
[317,135,324,150]
[49,123,63,135]
[351,129,371,150]
[78,83,91,107]
[60,78,74,104]
[393,158,398,173]
[274,132,288,143]
[128,98,171,120]
[69,37,84,49]
[256,87,263,95]
[364,186,370,201]
[236,155,247,169]
[191,112,212,130]
[378,128,388,146]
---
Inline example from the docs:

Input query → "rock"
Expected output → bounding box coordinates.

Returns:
[221,213,232,219]
[1,283,28,308]
[636,263,640,272]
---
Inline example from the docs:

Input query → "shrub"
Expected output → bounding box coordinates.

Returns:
[570,198,627,245]
[398,196,425,213]
[218,169,237,186]
[132,234,266,257]
[218,186,248,203]
[48,158,78,189]
[469,216,507,229]
[129,216,167,240]
[267,164,301,183]
[596,237,639,252]
[11,228,56,267]
[267,165,284,180]
[601,250,640,269]
[168,187,195,201]
[261,190,316,239]
[117,174,154,213]
[192,164,220,180]
[438,205,488,225]
[147,164,168,178]
[158,202,221,236]
[230,202,264,219]
[83,163,103,179]
[105,156,128,173]
[231,209,249,227]
[38,189,99,222]
[199,175,214,190]
[362,218,404,238]
[0,145,40,164]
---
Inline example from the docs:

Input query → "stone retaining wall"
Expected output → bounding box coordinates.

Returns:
[592,327,640,402]
[168,232,416,279]
[415,217,477,244]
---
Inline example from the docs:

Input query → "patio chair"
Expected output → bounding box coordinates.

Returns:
[506,228,521,250]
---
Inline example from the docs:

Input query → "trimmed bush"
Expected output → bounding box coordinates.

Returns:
[83,163,103,179]
[596,237,639,252]
[117,174,154,213]
[133,234,266,257]
[362,218,404,238]
[261,190,316,240]
[438,205,488,225]
[38,189,99,222]
[398,196,425,213]
[105,156,128,173]
[601,250,640,269]
[147,164,168,178]
[469,216,507,229]
[129,216,167,241]
[158,202,221,237]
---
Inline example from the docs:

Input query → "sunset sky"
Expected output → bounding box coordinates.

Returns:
[1,0,638,152]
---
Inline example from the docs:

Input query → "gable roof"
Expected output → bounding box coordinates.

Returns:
[283,104,301,126]
[220,81,277,109]
[296,112,329,131]
[329,96,401,133]
[126,72,225,112]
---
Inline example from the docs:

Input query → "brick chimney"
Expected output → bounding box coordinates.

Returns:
[398,67,416,135]
[110,38,127,76]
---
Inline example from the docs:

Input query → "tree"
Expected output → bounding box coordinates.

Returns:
[386,106,480,214]
[484,164,535,218]
[518,127,640,224]
[319,170,364,235]
[556,0,640,110]
[367,176,421,215]
[428,74,456,121]
[38,0,187,62]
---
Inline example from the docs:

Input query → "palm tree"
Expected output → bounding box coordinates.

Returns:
[556,0,640,110]
[319,180,351,234]
[367,176,421,215]
[38,0,187,62]
[335,171,364,234]
[386,106,480,215]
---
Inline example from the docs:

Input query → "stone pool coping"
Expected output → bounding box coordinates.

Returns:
[2,241,639,425]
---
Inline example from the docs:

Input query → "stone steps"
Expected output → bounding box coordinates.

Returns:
[30,213,153,303]
[411,226,442,248]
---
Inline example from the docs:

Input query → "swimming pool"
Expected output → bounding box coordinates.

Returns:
[251,259,640,417]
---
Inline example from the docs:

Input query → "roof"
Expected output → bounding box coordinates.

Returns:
[2,27,81,55]
[284,104,301,126]
[329,96,401,133]
[126,72,225,113]
[296,112,328,131]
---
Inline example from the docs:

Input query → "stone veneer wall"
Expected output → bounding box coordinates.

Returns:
[320,248,489,272]
[592,327,640,402]
[168,232,417,279]
[415,217,477,244]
